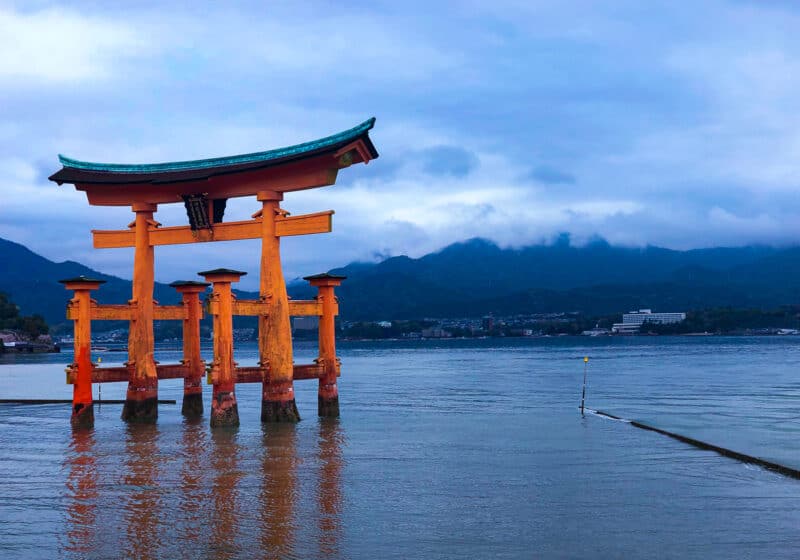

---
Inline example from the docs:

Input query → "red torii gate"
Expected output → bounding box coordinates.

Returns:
[50,119,378,428]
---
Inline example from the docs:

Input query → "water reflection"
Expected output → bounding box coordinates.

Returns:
[317,419,345,558]
[63,429,98,557]
[178,419,209,557]
[260,424,299,558]
[210,429,244,559]
[122,424,163,560]
[61,417,346,559]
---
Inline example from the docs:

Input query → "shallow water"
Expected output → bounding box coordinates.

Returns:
[1,337,799,558]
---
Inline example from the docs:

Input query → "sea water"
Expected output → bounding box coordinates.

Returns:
[1,337,799,558]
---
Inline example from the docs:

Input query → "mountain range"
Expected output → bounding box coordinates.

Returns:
[1,235,798,326]
[301,236,799,319]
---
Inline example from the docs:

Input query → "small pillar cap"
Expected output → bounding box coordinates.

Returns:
[59,275,106,286]
[169,280,211,288]
[170,280,210,293]
[304,272,346,287]
[198,268,247,276]
[303,273,347,281]
[198,268,247,282]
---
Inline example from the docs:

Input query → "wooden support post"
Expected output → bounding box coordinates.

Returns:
[171,281,209,418]
[258,191,300,422]
[304,274,346,417]
[200,269,245,427]
[122,202,159,423]
[60,277,105,429]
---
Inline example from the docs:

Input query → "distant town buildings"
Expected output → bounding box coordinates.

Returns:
[0,330,57,353]
[581,326,610,336]
[611,309,686,334]
[332,308,693,340]
[421,327,452,338]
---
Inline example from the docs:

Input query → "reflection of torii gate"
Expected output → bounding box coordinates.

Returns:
[50,119,378,428]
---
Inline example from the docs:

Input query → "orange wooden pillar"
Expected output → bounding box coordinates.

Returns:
[171,281,209,418]
[304,273,346,417]
[60,276,105,428]
[258,191,299,422]
[122,202,159,423]
[201,268,245,427]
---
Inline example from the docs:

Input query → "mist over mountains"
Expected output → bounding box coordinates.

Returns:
[1,235,797,326]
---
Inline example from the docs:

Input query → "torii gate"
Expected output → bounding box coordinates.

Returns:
[49,118,378,428]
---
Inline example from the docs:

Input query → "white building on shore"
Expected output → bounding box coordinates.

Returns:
[612,309,686,334]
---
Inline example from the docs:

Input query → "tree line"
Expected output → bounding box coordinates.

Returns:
[0,292,49,346]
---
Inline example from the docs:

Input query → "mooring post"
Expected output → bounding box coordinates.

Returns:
[171,281,209,418]
[304,273,346,417]
[60,276,105,428]
[580,356,589,416]
[200,269,245,427]
[122,202,159,423]
[257,191,300,422]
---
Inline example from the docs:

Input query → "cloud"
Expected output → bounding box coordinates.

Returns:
[4,0,800,287]
[0,7,153,85]
[235,13,458,84]
[419,146,480,177]
[529,165,576,185]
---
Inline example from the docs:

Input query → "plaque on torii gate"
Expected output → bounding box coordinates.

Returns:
[50,118,378,426]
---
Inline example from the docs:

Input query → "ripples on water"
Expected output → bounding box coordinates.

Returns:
[0,337,799,558]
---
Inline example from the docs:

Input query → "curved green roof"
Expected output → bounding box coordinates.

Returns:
[58,117,376,174]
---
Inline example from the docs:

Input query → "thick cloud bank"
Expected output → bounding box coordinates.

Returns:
[2,1,799,290]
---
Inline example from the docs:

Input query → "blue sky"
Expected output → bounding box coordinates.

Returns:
[1,1,799,289]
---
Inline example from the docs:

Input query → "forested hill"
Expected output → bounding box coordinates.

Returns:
[3,235,800,324]
[289,237,800,319]
[0,237,184,326]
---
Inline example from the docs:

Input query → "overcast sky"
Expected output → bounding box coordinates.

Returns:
[2,0,800,289]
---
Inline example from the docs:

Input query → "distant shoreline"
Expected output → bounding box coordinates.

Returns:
[339,331,798,342]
